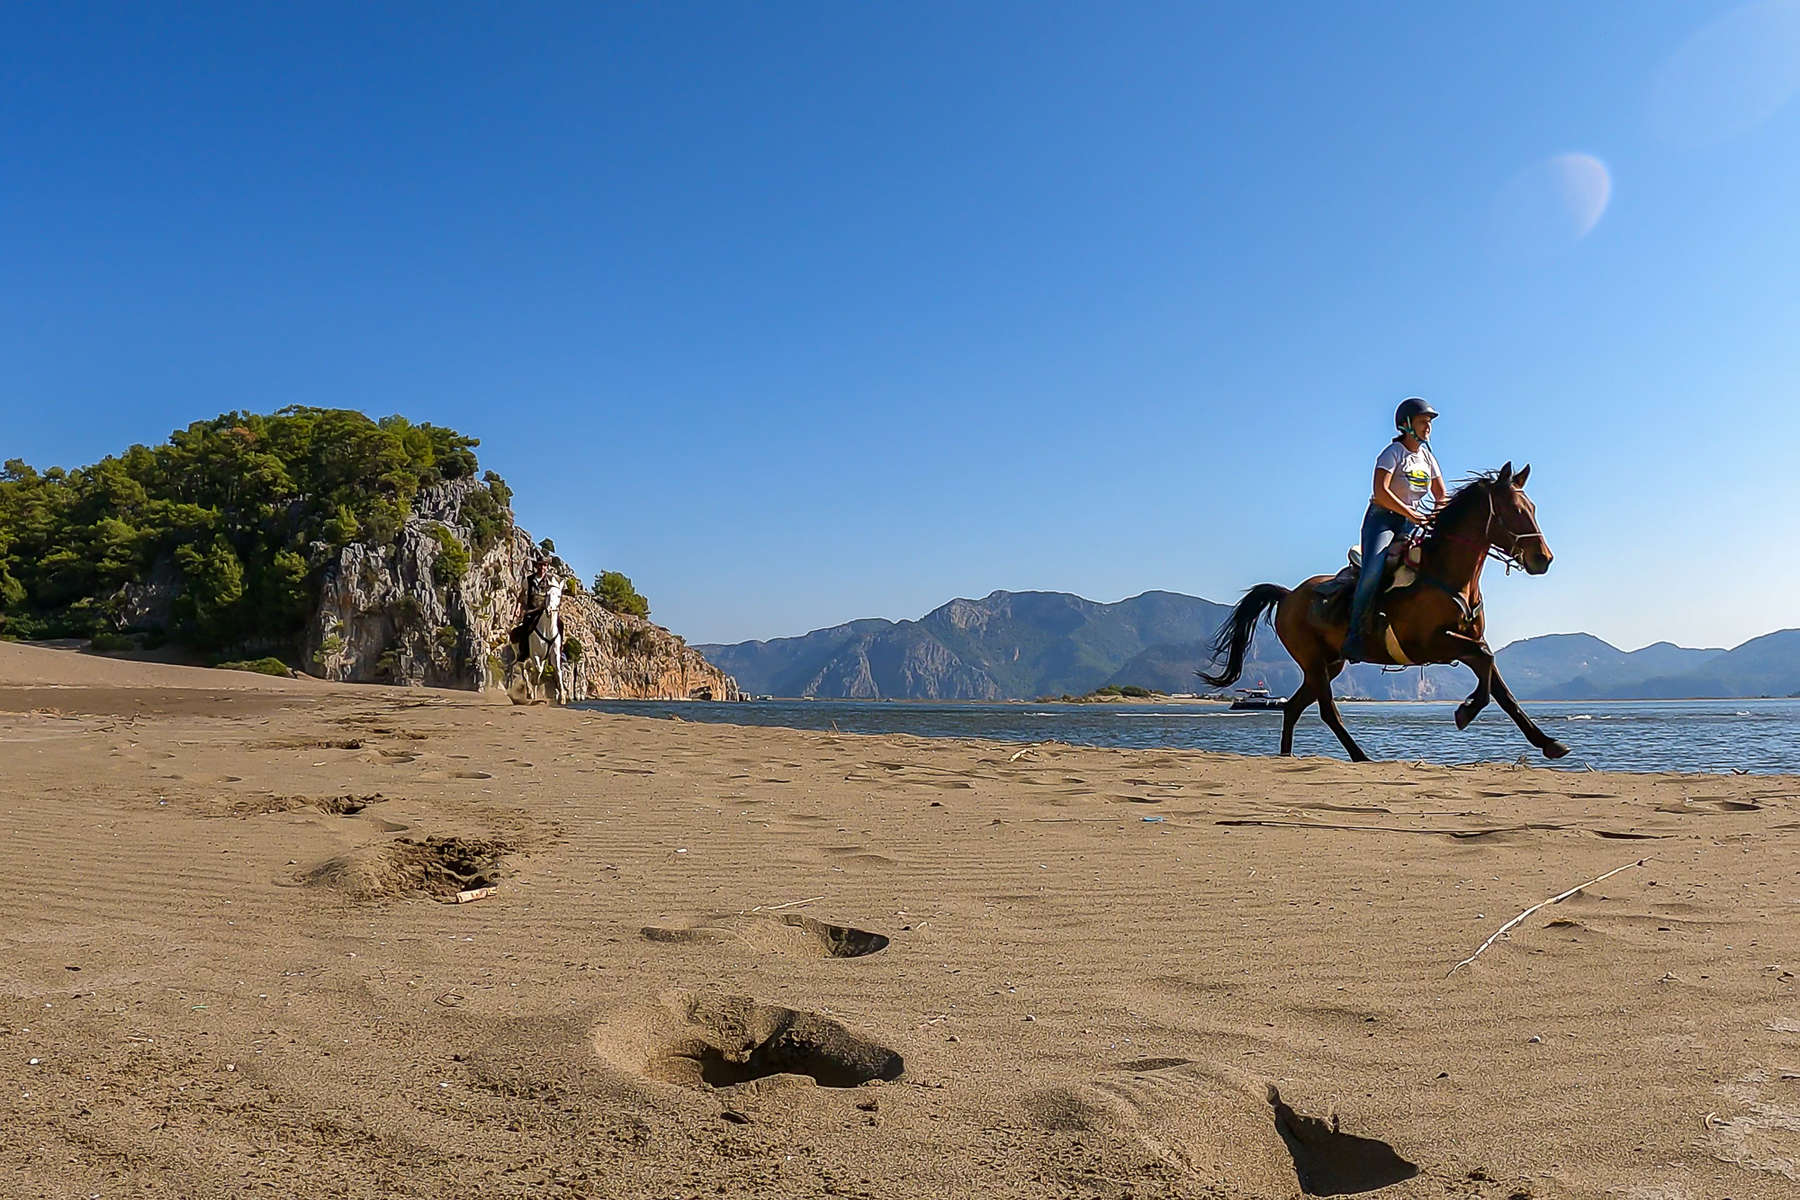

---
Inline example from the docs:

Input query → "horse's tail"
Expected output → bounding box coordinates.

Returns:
[1197,584,1289,687]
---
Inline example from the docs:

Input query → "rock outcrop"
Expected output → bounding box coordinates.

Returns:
[304,478,737,701]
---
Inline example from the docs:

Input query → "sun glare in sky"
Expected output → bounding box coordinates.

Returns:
[1650,0,1800,147]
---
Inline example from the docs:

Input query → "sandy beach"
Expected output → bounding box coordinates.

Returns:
[2,642,1795,1199]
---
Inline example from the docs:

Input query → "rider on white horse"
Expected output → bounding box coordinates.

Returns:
[533,560,564,641]
[522,558,569,702]
[529,561,565,694]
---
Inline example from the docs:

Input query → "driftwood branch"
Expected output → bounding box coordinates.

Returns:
[1447,858,1648,976]
[749,895,823,913]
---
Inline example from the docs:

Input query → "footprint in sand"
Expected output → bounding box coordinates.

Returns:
[639,913,889,960]
[595,993,903,1089]
[232,793,392,820]
[294,835,508,902]
[1024,1066,1298,1187]
[824,846,898,868]
[640,926,734,947]
[1666,795,1764,814]
[776,913,889,958]
[1115,1057,1195,1072]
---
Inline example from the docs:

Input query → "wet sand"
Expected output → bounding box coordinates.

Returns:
[1,641,1796,1199]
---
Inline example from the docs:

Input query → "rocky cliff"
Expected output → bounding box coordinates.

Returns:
[304,478,737,701]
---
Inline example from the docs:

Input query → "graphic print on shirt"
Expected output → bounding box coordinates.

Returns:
[1375,441,1438,508]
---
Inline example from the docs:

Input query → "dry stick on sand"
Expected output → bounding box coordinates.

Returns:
[749,896,824,913]
[1447,858,1649,977]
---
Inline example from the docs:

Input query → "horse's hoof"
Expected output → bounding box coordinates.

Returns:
[1543,740,1571,760]
[1454,704,1476,731]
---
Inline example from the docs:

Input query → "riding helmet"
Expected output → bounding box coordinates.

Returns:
[1394,396,1439,432]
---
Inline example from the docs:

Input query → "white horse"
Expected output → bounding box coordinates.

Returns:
[507,573,572,705]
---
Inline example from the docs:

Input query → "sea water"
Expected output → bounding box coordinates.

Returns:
[575,696,1800,775]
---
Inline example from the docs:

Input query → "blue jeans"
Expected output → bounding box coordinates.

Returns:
[1347,504,1416,649]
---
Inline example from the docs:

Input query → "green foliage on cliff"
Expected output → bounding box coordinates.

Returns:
[0,408,490,652]
[593,571,650,618]
[428,525,470,585]
[461,486,508,554]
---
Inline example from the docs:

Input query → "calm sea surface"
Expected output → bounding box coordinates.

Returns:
[575,696,1800,775]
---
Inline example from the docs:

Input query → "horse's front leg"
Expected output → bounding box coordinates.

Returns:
[1455,645,1495,731]
[1488,667,1570,759]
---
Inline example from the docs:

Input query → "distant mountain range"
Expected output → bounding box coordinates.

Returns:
[697,590,1800,702]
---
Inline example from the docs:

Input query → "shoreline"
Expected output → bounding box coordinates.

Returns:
[729,693,1800,706]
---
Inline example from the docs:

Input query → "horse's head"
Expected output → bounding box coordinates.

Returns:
[1492,462,1552,574]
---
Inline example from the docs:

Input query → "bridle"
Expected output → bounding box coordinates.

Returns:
[1424,484,1546,575]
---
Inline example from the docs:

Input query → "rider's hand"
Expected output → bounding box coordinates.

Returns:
[1405,507,1427,524]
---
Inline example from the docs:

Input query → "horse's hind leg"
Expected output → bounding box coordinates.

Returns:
[1312,667,1371,763]
[1280,678,1317,756]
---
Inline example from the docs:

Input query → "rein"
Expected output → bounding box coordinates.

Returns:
[1424,487,1543,575]
[1407,484,1543,631]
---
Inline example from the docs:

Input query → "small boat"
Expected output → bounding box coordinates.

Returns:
[1229,685,1288,711]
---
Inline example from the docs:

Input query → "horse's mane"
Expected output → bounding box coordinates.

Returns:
[1419,470,1502,551]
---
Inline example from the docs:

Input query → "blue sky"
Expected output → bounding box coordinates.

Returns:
[4,3,1797,651]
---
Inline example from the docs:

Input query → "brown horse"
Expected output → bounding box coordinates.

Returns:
[1200,462,1568,762]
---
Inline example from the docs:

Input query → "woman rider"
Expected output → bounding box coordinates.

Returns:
[1342,397,1448,662]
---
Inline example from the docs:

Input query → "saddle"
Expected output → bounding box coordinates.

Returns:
[1313,539,1424,620]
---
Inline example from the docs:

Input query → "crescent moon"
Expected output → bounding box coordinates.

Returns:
[1548,153,1612,239]
[1493,152,1613,253]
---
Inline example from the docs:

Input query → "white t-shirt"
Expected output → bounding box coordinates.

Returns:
[1375,440,1440,510]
